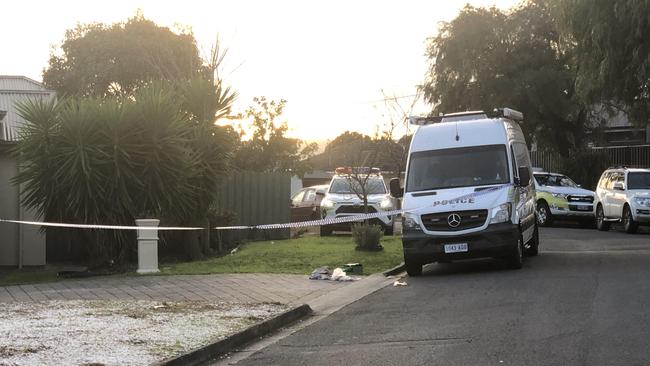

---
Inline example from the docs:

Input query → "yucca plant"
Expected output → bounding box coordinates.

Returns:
[13,80,236,266]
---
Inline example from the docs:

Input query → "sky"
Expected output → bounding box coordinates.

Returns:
[1,0,520,143]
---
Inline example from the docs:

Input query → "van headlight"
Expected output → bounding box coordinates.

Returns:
[320,198,335,209]
[490,203,512,224]
[379,197,394,210]
[551,193,568,200]
[402,212,421,231]
[634,196,650,207]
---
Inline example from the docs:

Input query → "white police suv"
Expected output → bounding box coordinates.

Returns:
[320,167,397,236]
[594,167,650,233]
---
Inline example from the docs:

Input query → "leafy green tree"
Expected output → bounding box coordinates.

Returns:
[558,0,650,124]
[422,1,587,154]
[43,14,205,98]
[233,97,317,176]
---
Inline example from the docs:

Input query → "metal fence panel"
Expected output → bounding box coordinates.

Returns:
[216,171,291,240]
[531,146,650,173]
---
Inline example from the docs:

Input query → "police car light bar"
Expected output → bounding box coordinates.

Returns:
[335,167,381,175]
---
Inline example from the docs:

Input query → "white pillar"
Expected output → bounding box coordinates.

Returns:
[136,219,160,274]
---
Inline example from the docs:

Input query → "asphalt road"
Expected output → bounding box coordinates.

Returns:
[234,224,650,366]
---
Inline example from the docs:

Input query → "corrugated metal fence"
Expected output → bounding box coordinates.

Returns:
[215,171,291,242]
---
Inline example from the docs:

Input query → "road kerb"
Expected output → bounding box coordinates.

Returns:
[152,304,312,366]
[383,262,405,276]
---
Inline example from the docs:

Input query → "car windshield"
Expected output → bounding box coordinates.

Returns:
[329,177,386,194]
[534,174,577,188]
[627,172,650,189]
[406,144,510,192]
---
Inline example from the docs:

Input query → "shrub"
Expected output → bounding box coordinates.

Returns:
[351,223,384,251]
[14,82,236,266]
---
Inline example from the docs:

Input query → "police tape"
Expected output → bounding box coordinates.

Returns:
[0,219,204,231]
[0,210,406,231]
[215,207,410,230]
[0,184,513,231]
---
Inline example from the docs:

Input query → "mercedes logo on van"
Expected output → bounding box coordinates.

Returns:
[447,213,462,228]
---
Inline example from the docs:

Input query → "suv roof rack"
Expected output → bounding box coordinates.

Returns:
[408,107,523,125]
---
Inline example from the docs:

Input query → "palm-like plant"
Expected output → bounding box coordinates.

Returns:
[13,79,236,266]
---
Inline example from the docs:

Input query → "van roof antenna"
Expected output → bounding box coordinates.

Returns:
[455,121,460,141]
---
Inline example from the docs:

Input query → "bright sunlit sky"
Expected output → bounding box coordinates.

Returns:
[1,0,519,143]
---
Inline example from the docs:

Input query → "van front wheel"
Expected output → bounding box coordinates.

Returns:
[404,257,422,277]
[507,231,524,269]
[525,223,539,257]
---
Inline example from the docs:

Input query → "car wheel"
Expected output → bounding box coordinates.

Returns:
[404,256,422,276]
[508,230,524,269]
[623,205,638,234]
[524,223,539,257]
[596,204,610,231]
[320,225,333,236]
[536,201,553,227]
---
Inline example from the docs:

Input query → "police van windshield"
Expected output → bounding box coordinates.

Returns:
[329,177,387,194]
[406,145,510,192]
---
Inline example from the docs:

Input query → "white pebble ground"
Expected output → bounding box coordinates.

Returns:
[0,300,288,366]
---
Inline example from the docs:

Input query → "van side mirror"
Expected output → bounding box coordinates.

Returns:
[613,182,625,191]
[389,178,403,198]
[517,167,530,186]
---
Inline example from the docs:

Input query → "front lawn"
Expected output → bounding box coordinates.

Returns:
[161,235,404,275]
[0,268,60,287]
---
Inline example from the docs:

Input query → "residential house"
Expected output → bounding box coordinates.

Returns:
[0,76,54,267]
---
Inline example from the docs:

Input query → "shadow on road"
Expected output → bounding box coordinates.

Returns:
[419,257,535,277]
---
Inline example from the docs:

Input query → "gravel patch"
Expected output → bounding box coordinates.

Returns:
[0,300,288,366]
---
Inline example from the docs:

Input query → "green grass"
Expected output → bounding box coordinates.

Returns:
[161,235,404,276]
[0,268,60,287]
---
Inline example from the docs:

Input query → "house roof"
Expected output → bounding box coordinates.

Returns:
[0,76,56,141]
[0,75,52,92]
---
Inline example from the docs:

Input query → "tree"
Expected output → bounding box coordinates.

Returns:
[43,14,205,98]
[375,90,420,174]
[233,97,317,176]
[422,1,587,154]
[558,0,650,124]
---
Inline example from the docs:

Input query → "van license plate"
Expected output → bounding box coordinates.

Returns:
[444,243,468,253]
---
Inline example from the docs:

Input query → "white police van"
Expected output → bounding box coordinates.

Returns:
[390,108,538,276]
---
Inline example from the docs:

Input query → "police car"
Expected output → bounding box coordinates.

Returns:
[533,172,595,227]
[319,167,397,236]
